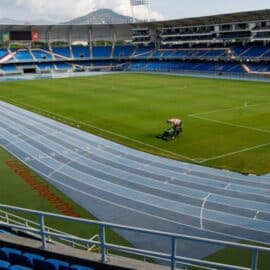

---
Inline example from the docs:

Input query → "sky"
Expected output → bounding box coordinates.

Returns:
[0,0,269,22]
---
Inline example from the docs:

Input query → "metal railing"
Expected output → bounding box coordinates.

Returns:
[0,209,94,250]
[0,204,269,270]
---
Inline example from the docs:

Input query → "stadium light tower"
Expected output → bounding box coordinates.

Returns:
[130,0,151,22]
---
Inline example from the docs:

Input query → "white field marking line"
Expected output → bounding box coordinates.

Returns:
[191,114,270,135]
[188,102,270,162]
[189,115,270,163]
[3,111,270,200]
[189,102,270,118]
[5,142,270,241]
[200,141,270,163]
[200,193,211,230]
[254,211,260,220]
[0,98,196,162]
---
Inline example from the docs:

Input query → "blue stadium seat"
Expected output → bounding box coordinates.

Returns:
[0,248,21,260]
[23,253,44,265]
[0,230,11,235]
[15,50,33,61]
[32,49,53,60]
[113,46,134,58]
[10,266,33,270]
[71,265,95,270]
[0,260,9,268]
[33,257,59,270]
[46,258,69,270]
[93,46,111,59]
[0,250,8,261]
[52,47,72,58]
[72,46,90,59]
[9,253,32,268]
[0,267,9,270]
[0,49,8,59]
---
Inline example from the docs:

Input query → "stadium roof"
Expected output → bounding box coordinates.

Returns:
[137,9,270,27]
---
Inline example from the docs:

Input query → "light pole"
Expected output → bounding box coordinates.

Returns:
[130,0,151,22]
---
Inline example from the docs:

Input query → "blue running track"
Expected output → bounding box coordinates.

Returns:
[0,101,269,259]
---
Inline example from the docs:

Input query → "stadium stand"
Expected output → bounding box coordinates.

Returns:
[52,47,72,58]
[31,49,53,61]
[0,246,96,270]
[0,9,269,77]
[72,46,90,59]
[113,46,134,58]
[92,46,112,59]
[0,43,269,77]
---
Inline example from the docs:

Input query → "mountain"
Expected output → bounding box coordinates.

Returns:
[0,9,135,26]
[0,18,54,25]
[0,18,24,24]
[63,9,136,25]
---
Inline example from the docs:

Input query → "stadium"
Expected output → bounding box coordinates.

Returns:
[0,1,270,269]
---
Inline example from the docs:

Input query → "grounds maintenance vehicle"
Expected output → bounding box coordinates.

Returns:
[158,119,183,141]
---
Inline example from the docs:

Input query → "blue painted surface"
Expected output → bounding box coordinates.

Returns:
[0,101,269,259]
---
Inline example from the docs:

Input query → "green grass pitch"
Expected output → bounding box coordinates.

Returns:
[0,73,270,174]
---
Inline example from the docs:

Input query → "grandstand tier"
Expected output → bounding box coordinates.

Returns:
[0,9,269,77]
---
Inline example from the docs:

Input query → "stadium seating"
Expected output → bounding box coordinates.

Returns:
[32,49,53,60]
[52,47,72,58]
[132,47,154,59]
[92,46,112,59]
[37,63,55,71]
[0,64,18,73]
[55,62,73,70]
[247,63,270,72]
[113,46,134,58]
[72,46,90,59]
[127,61,245,74]
[92,61,111,67]
[14,50,33,61]
[0,247,95,270]
[0,49,8,59]
[0,43,269,76]
[239,44,270,59]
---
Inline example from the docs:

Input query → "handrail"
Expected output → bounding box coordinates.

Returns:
[0,204,269,270]
[0,209,92,250]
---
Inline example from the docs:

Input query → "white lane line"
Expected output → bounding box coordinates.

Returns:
[200,193,211,230]
[4,103,270,194]
[2,101,270,187]
[2,130,61,149]
[0,98,197,162]
[2,131,270,240]
[2,112,269,200]
[3,122,270,216]
[47,151,90,178]
[254,211,260,220]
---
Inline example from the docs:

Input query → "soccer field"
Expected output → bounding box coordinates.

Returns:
[0,73,270,174]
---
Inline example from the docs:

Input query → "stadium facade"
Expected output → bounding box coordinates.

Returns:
[0,9,270,78]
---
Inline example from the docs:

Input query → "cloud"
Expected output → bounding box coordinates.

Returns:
[11,0,164,22]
